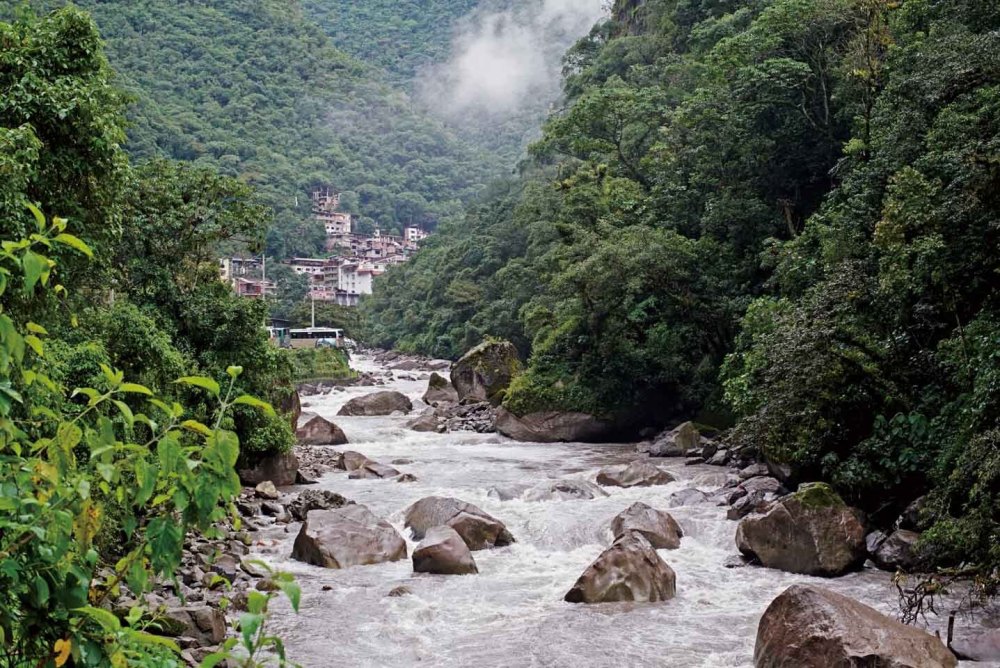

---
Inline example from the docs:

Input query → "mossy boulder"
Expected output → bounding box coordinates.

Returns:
[736,483,867,576]
[451,340,521,406]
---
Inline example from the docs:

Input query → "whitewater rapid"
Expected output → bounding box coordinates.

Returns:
[254,356,965,667]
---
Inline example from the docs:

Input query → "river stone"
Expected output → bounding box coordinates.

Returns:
[295,415,348,446]
[291,505,407,569]
[644,421,701,457]
[160,605,226,646]
[403,496,514,550]
[668,488,710,507]
[340,451,370,471]
[285,489,351,522]
[596,460,676,488]
[348,461,401,479]
[451,340,521,406]
[754,584,956,667]
[494,408,612,443]
[406,412,441,432]
[254,480,279,500]
[610,502,683,549]
[238,451,299,487]
[564,532,677,604]
[523,479,609,501]
[487,484,531,501]
[736,483,866,577]
[951,629,1000,662]
[897,495,930,531]
[412,526,479,575]
[870,529,922,572]
[422,372,458,406]
[337,391,413,416]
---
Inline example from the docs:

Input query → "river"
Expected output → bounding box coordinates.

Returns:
[255,355,970,667]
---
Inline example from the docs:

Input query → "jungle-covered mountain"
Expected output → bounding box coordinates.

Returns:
[363,0,1000,577]
[36,0,500,257]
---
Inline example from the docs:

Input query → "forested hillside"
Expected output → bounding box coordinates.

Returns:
[300,0,480,87]
[41,0,498,257]
[364,0,1000,578]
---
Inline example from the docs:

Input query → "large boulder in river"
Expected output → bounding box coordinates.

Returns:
[340,451,371,471]
[337,391,412,416]
[291,505,407,569]
[451,340,521,406]
[422,372,458,406]
[736,483,866,577]
[412,526,478,575]
[295,415,348,445]
[406,411,441,433]
[564,532,677,604]
[642,421,701,457]
[238,451,299,487]
[867,529,923,572]
[596,460,676,488]
[610,502,683,549]
[754,584,956,667]
[494,408,611,443]
[403,496,514,550]
[523,479,609,502]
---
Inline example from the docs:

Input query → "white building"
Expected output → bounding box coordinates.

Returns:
[405,226,429,243]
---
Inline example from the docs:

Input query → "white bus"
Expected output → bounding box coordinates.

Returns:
[289,327,345,349]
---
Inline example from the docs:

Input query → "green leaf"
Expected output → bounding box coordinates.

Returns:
[24,335,43,358]
[76,605,121,633]
[25,322,48,335]
[119,382,153,396]
[232,395,276,416]
[22,250,48,294]
[176,376,220,397]
[226,365,243,378]
[277,579,301,613]
[52,233,93,258]
[146,517,182,575]
[33,574,50,606]
[239,612,263,652]
[26,202,46,232]
[181,420,214,437]
[112,399,134,427]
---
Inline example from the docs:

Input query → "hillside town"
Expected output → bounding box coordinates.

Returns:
[219,188,430,306]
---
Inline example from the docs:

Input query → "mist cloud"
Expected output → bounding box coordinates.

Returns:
[419,0,608,120]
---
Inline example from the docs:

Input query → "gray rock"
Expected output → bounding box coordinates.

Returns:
[522,479,609,501]
[291,505,407,569]
[254,481,279,500]
[870,529,922,572]
[422,372,458,406]
[451,340,520,406]
[495,408,612,443]
[668,488,710,507]
[285,489,351,522]
[755,584,956,667]
[564,532,677,604]
[338,391,412,416]
[610,502,683,549]
[645,422,701,457]
[347,461,401,479]
[736,483,867,577]
[295,415,348,446]
[238,451,299,487]
[951,629,1000,662]
[412,526,479,575]
[404,496,514,550]
[596,460,676,488]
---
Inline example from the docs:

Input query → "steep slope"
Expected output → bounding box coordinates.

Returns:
[300,0,481,87]
[49,0,498,256]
